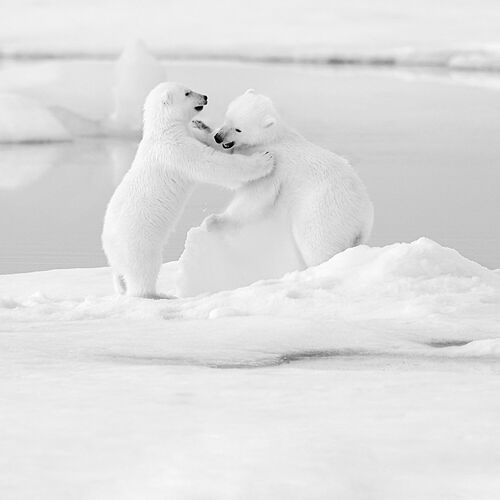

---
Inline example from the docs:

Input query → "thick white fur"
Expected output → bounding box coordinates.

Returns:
[102,82,274,298]
[205,89,374,268]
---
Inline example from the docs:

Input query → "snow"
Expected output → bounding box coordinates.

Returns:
[1,238,500,498]
[0,93,70,143]
[0,64,499,497]
[1,238,499,353]
[1,5,500,489]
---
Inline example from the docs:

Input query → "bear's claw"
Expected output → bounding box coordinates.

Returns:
[192,119,211,131]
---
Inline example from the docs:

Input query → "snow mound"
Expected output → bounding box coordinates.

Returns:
[0,93,71,143]
[106,40,166,134]
[170,238,500,323]
[1,239,499,341]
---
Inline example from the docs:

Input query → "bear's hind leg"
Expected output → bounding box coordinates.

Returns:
[292,222,348,268]
[124,254,163,299]
[291,208,356,268]
[291,186,372,268]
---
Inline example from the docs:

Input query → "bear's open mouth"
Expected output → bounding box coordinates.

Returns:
[222,141,235,149]
[194,106,204,112]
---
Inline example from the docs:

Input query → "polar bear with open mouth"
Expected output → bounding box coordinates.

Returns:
[102,83,274,299]
[208,89,374,267]
[177,89,373,296]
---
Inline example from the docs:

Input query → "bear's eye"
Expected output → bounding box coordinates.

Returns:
[185,91,191,97]
[235,129,242,133]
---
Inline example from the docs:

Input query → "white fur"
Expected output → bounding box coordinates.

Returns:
[206,89,374,268]
[102,82,274,298]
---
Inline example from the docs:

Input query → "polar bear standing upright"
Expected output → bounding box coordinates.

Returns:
[207,89,374,267]
[102,83,274,299]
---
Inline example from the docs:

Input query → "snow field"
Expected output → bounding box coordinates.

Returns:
[1,238,499,365]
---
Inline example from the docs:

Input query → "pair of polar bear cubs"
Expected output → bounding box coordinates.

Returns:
[102,82,374,299]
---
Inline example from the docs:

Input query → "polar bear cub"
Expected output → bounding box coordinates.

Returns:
[204,89,374,267]
[102,82,274,298]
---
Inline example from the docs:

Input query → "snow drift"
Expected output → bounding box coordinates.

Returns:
[1,238,499,362]
[173,237,500,326]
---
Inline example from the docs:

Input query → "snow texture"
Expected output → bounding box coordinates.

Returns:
[1,239,500,498]
[1,238,499,351]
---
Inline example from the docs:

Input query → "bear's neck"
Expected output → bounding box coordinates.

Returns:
[143,117,189,142]
[260,122,295,145]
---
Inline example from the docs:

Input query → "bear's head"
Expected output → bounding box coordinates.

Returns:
[213,89,280,150]
[143,82,208,132]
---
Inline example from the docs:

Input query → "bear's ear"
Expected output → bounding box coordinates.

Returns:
[262,115,276,128]
[245,88,256,95]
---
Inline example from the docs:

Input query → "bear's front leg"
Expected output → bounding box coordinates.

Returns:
[191,120,216,147]
[191,119,211,132]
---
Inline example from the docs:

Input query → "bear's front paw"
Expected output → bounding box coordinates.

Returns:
[254,151,275,176]
[192,119,211,132]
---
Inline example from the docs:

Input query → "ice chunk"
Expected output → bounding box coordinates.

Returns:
[0,93,71,143]
[177,209,303,296]
[107,40,166,133]
[0,43,165,137]
[0,61,114,122]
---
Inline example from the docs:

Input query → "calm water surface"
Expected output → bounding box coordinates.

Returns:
[0,61,499,273]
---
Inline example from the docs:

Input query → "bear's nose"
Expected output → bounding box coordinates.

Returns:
[214,131,224,144]
[203,95,208,104]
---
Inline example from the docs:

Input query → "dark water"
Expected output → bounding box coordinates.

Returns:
[1,61,499,274]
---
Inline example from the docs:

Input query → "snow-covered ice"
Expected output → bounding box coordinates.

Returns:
[1,238,499,357]
[1,238,499,499]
